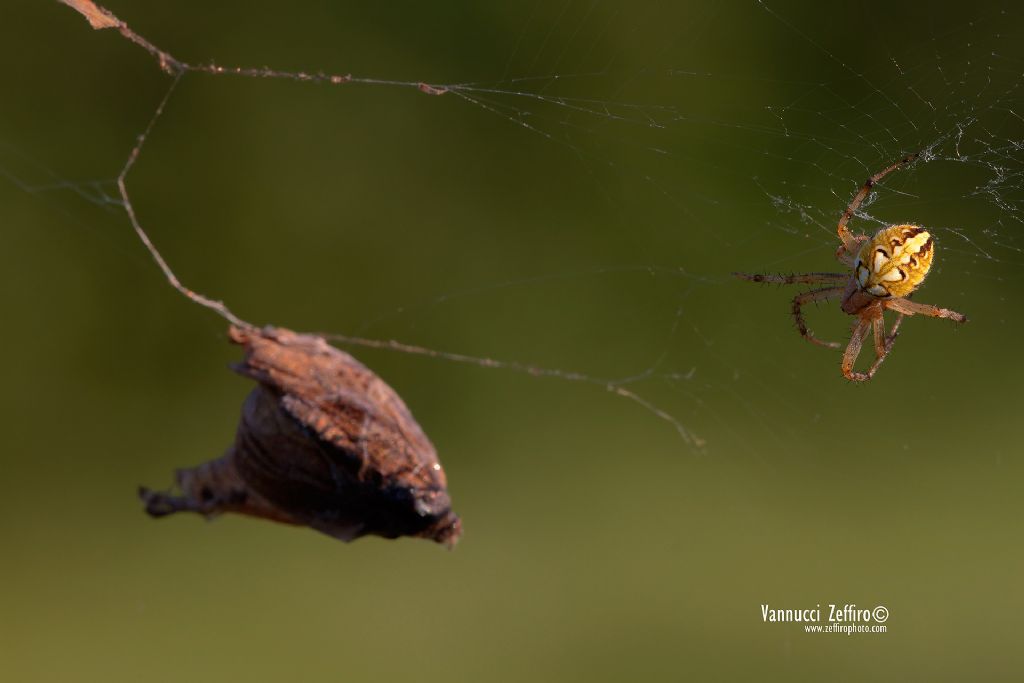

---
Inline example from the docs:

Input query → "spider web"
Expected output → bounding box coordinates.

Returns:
[3,0,1022,453]
[752,2,1024,271]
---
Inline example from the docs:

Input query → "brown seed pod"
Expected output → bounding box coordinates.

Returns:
[139,325,461,547]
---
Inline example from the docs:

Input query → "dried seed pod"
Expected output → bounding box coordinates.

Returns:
[140,325,461,547]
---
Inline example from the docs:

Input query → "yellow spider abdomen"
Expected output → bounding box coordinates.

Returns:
[854,224,933,299]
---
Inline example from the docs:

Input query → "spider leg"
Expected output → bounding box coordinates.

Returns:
[837,151,921,253]
[887,312,905,343]
[842,310,906,382]
[841,317,872,382]
[862,312,901,378]
[733,271,847,286]
[872,313,886,356]
[834,235,867,267]
[792,286,844,349]
[884,297,967,323]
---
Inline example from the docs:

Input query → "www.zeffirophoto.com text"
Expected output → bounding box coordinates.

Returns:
[762,604,889,635]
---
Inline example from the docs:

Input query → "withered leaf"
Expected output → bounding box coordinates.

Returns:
[140,326,461,547]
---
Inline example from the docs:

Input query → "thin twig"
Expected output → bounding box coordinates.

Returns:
[58,0,445,90]
[61,0,252,326]
[59,0,448,329]
[116,73,251,328]
[60,0,701,445]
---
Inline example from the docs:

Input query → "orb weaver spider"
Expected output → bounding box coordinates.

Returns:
[735,152,967,382]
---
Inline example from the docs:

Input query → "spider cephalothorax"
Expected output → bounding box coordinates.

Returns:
[735,153,967,382]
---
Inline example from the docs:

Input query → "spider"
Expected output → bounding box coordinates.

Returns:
[735,152,967,382]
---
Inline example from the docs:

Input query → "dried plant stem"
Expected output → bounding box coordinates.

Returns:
[59,0,445,88]
[61,0,701,446]
[116,73,251,328]
[60,0,447,329]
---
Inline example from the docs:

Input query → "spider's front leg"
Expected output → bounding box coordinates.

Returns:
[836,151,921,253]
[874,312,904,357]
[732,272,847,286]
[841,317,872,382]
[884,297,968,323]
[841,309,904,381]
[791,286,844,349]
[834,235,867,267]
[863,311,905,378]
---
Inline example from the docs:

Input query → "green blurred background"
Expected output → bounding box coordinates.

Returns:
[2,1,1023,680]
